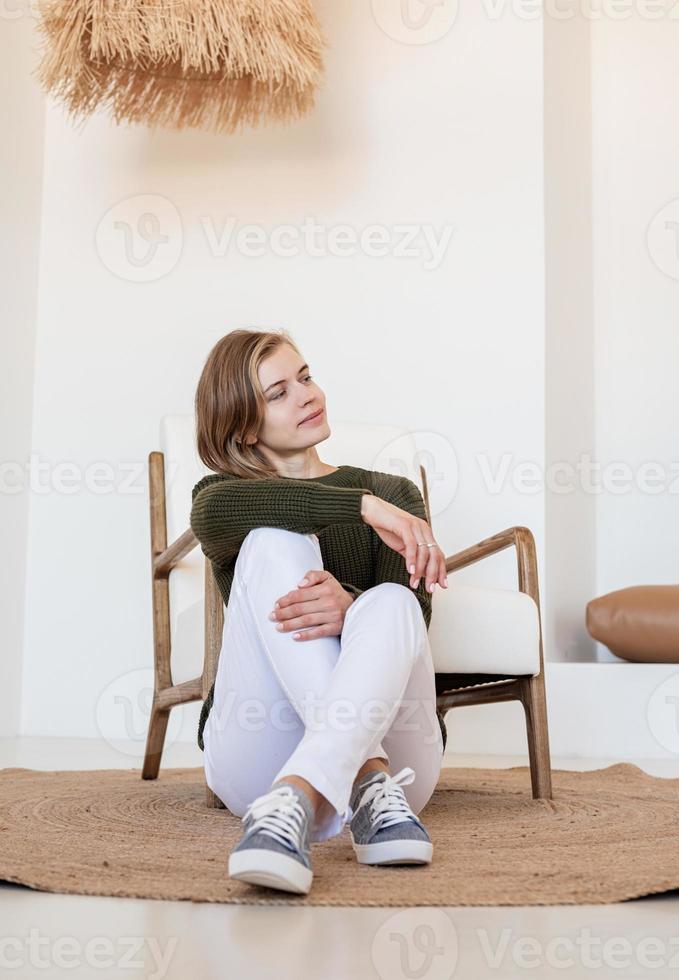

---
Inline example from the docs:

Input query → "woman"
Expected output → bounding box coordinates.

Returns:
[190,328,448,895]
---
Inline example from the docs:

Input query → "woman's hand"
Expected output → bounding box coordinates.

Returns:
[360,493,448,594]
[269,570,355,641]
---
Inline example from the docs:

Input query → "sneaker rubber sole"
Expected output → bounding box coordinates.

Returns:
[228,847,313,894]
[349,832,433,865]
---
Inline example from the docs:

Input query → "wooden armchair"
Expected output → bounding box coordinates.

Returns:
[142,417,552,807]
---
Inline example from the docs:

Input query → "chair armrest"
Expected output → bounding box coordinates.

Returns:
[444,525,540,605]
[153,528,198,578]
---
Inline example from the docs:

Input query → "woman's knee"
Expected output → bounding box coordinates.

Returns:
[364,582,427,642]
[372,581,422,613]
[237,527,321,572]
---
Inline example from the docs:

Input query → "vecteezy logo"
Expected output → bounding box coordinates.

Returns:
[371,909,458,980]
[371,431,459,519]
[95,667,183,758]
[95,194,183,282]
[371,0,459,45]
[647,198,679,281]
[647,672,679,755]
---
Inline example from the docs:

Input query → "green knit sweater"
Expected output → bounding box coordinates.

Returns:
[189,464,447,753]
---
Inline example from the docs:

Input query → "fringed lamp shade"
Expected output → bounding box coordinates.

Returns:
[33,0,327,134]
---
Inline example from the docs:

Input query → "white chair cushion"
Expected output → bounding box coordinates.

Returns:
[428,584,541,677]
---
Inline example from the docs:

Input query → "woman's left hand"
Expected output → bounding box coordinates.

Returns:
[269,570,355,641]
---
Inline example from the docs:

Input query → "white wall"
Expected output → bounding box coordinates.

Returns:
[543,4,679,665]
[0,14,44,735]
[544,9,597,664]
[591,7,679,661]
[17,2,546,740]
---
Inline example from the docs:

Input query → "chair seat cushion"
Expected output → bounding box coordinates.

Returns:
[586,585,679,663]
[428,585,541,676]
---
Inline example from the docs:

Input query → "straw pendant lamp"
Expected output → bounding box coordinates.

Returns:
[33,0,327,134]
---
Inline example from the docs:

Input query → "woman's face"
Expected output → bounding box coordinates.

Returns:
[254,345,330,455]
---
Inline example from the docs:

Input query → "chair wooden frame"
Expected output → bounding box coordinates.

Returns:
[143,451,553,807]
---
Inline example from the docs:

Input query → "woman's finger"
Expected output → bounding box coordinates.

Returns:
[413,543,435,591]
[402,522,420,584]
[414,526,430,583]
[438,551,448,588]
[423,542,440,593]
[411,520,436,588]
[291,622,342,641]
[412,532,429,587]
[272,607,339,631]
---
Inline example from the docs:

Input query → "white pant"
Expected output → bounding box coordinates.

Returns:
[203,527,444,843]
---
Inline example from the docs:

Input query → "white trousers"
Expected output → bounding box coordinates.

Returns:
[203,527,444,843]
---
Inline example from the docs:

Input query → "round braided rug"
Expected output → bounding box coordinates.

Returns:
[0,763,678,906]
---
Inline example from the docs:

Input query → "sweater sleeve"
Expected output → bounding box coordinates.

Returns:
[373,475,433,630]
[338,581,364,601]
[190,475,374,567]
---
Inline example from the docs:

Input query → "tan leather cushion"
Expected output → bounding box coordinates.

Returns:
[586,585,679,663]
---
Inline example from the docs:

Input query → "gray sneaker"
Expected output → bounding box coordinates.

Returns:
[228,781,315,894]
[348,766,433,865]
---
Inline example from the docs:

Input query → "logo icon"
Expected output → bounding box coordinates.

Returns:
[95,194,183,282]
[371,0,459,45]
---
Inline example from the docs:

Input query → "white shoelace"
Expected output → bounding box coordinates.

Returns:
[242,785,308,852]
[353,766,418,832]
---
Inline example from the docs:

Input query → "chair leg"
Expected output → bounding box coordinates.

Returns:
[203,557,225,809]
[142,704,170,780]
[145,451,174,781]
[520,673,553,799]
[206,786,226,809]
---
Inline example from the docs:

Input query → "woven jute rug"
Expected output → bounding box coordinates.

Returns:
[0,762,678,907]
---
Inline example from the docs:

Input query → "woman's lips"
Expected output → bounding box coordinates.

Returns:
[299,408,324,426]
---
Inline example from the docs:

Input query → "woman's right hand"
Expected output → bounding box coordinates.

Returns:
[360,493,448,594]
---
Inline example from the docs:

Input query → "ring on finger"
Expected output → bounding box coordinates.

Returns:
[414,541,439,590]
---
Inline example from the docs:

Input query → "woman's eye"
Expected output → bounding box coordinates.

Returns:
[271,375,313,401]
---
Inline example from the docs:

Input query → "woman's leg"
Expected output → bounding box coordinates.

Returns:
[203,527,355,839]
[272,579,444,838]
[203,526,443,842]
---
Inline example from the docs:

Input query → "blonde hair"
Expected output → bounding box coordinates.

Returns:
[195,328,303,479]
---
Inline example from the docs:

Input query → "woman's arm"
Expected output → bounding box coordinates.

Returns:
[190,474,374,567]
[371,474,447,751]
[372,475,433,629]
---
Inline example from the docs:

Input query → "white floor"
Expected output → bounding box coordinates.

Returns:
[1,737,678,980]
